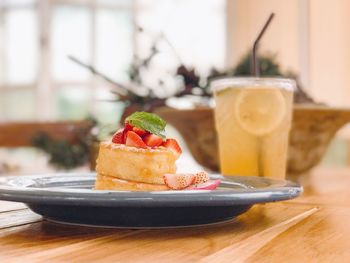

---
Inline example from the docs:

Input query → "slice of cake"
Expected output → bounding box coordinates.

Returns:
[96,141,178,185]
[95,111,220,191]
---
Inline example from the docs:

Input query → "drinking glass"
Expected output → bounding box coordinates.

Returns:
[212,77,295,179]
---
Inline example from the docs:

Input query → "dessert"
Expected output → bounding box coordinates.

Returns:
[95,112,220,191]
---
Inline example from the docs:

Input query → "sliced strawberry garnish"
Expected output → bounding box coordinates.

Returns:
[124,122,134,131]
[163,173,195,190]
[162,138,182,155]
[111,129,124,144]
[193,171,210,185]
[125,131,147,148]
[132,127,148,137]
[144,134,163,147]
[122,129,128,143]
[186,179,221,190]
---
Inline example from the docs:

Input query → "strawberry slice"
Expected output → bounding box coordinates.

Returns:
[111,129,124,144]
[163,173,195,190]
[124,122,134,131]
[122,129,128,143]
[133,127,148,137]
[193,171,210,185]
[186,179,221,190]
[162,138,182,155]
[125,131,147,148]
[144,134,163,147]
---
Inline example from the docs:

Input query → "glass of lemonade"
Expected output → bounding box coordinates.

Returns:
[212,77,295,179]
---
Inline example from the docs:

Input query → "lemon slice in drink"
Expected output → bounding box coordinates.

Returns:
[235,88,286,136]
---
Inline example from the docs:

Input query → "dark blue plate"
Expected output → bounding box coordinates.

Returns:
[0,173,302,228]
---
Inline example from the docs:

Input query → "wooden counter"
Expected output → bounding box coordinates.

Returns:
[0,167,348,262]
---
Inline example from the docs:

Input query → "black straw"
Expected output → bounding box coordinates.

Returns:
[251,13,275,76]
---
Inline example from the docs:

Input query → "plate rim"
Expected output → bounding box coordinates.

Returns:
[0,173,303,207]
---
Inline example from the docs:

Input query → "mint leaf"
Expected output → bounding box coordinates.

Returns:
[126,112,167,139]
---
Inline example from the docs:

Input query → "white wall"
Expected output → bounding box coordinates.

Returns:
[309,0,350,106]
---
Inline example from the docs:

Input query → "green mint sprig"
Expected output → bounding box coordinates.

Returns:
[125,112,166,139]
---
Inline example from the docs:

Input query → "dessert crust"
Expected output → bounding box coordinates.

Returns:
[96,141,178,185]
[95,173,169,191]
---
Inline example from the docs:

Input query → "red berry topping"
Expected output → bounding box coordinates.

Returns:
[143,134,163,147]
[125,131,147,148]
[132,127,148,137]
[162,138,182,155]
[124,122,134,131]
[111,129,124,144]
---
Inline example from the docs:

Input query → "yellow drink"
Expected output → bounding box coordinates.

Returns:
[212,78,295,179]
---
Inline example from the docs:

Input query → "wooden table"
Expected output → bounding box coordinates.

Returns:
[0,167,349,262]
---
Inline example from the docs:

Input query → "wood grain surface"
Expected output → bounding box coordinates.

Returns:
[0,167,349,262]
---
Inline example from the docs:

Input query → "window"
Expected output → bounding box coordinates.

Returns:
[0,0,226,123]
[0,0,38,120]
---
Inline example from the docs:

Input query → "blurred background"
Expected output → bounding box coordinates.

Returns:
[0,0,226,122]
[0,0,349,174]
